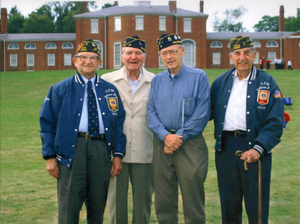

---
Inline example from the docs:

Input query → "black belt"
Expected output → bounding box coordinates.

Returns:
[222,130,247,138]
[78,132,106,141]
[167,129,178,134]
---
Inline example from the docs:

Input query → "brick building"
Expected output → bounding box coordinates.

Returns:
[0,1,299,72]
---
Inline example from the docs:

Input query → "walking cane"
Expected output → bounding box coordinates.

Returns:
[235,151,262,224]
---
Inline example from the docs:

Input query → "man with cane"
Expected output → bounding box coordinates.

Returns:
[210,35,284,223]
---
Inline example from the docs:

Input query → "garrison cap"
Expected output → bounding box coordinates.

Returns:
[230,35,254,52]
[156,33,182,51]
[123,35,145,53]
[76,39,100,56]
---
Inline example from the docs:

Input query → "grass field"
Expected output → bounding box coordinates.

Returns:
[1,68,299,223]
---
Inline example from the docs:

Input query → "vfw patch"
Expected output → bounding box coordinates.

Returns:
[107,97,118,112]
[257,90,270,105]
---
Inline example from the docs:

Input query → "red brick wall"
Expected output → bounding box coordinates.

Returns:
[5,41,76,71]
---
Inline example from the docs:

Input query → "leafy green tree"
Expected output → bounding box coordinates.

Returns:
[21,4,55,33]
[102,3,114,9]
[213,6,248,32]
[253,9,300,32]
[253,16,279,31]
[7,6,25,33]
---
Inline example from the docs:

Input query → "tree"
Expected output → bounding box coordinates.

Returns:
[102,3,114,9]
[253,8,300,32]
[7,6,25,33]
[253,16,279,32]
[213,6,248,32]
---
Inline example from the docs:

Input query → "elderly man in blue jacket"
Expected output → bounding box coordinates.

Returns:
[39,39,126,224]
[210,35,284,224]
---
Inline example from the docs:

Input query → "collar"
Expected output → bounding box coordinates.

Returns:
[74,71,100,85]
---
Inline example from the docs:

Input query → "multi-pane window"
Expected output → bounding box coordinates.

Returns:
[94,40,103,68]
[25,43,36,49]
[8,43,19,49]
[135,16,144,30]
[183,18,191,33]
[253,41,261,48]
[48,54,55,66]
[268,52,276,62]
[27,54,34,66]
[266,41,278,47]
[114,42,121,68]
[62,42,73,49]
[114,17,121,31]
[254,52,259,64]
[91,19,99,34]
[182,40,195,67]
[211,41,223,48]
[10,54,18,66]
[213,52,221,65]
[159,16,166,31]
[64,53,72,66]
[45,42,57,49]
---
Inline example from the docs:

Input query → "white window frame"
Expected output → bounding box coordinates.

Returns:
[114,17,121,31]
[45,42,57,49]
[182,39,196,67]
[114,42,122,68]
[48,54,55,66]
[213,52,221,65]
[8,43,19,50]
[62,42,74,49]
[266,41,278,47]
[27,54,34,66]
[254,52,259,65]
[254,41,261,48]
[159,16,166,31]
[91,19,99,34]
[159,57,165,68]
[10,54,18,66]
[135,16,144,31]
[211,41,223,48]
[268,52,276,63]
[25,43,36,49]
[64,53,72,66]
[183,18,191,33]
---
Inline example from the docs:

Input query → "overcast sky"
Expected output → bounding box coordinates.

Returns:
[1,0,299,32]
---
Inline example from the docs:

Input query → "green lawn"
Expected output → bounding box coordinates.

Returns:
[1,68,299,223]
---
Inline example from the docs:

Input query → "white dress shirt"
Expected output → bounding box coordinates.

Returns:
[223,70,250,131]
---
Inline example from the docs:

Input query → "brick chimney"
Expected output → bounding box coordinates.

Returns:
[82,2,88,13]
[279,5,285,32]
[200,1,204,13]
[114,1,118,6]
[1,8,8,34]
[169,1,177,13]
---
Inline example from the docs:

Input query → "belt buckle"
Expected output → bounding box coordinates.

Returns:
[85,132,92,139]
[234,131,240,138]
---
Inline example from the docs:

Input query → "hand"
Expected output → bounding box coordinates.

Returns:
[164,145,174,155]
[46,158,59,179]
[163,134,183,151]
[110,157,123,178]
[240,149,261,163]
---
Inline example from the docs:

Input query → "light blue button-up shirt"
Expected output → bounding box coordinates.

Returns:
[78,74,105,134]
[147,63,210,141]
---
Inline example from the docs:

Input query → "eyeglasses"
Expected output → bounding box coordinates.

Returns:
[75,55,100,63]
[160,49,181,58]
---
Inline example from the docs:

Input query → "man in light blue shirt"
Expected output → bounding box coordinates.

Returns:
[147,33,210,224]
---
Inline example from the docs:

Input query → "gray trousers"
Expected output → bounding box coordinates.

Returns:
[153,134,208,224]
[108,163,154,224]
[57,137,111,224]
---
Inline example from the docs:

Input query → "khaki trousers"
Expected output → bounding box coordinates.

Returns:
[108,163,154,224]
[153,134,208,224]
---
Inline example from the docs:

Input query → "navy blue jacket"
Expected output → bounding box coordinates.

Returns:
[39,73,126,168]
[210,66,284,155]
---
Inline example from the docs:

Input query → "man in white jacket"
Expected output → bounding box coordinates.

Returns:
[102,35,155,224]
